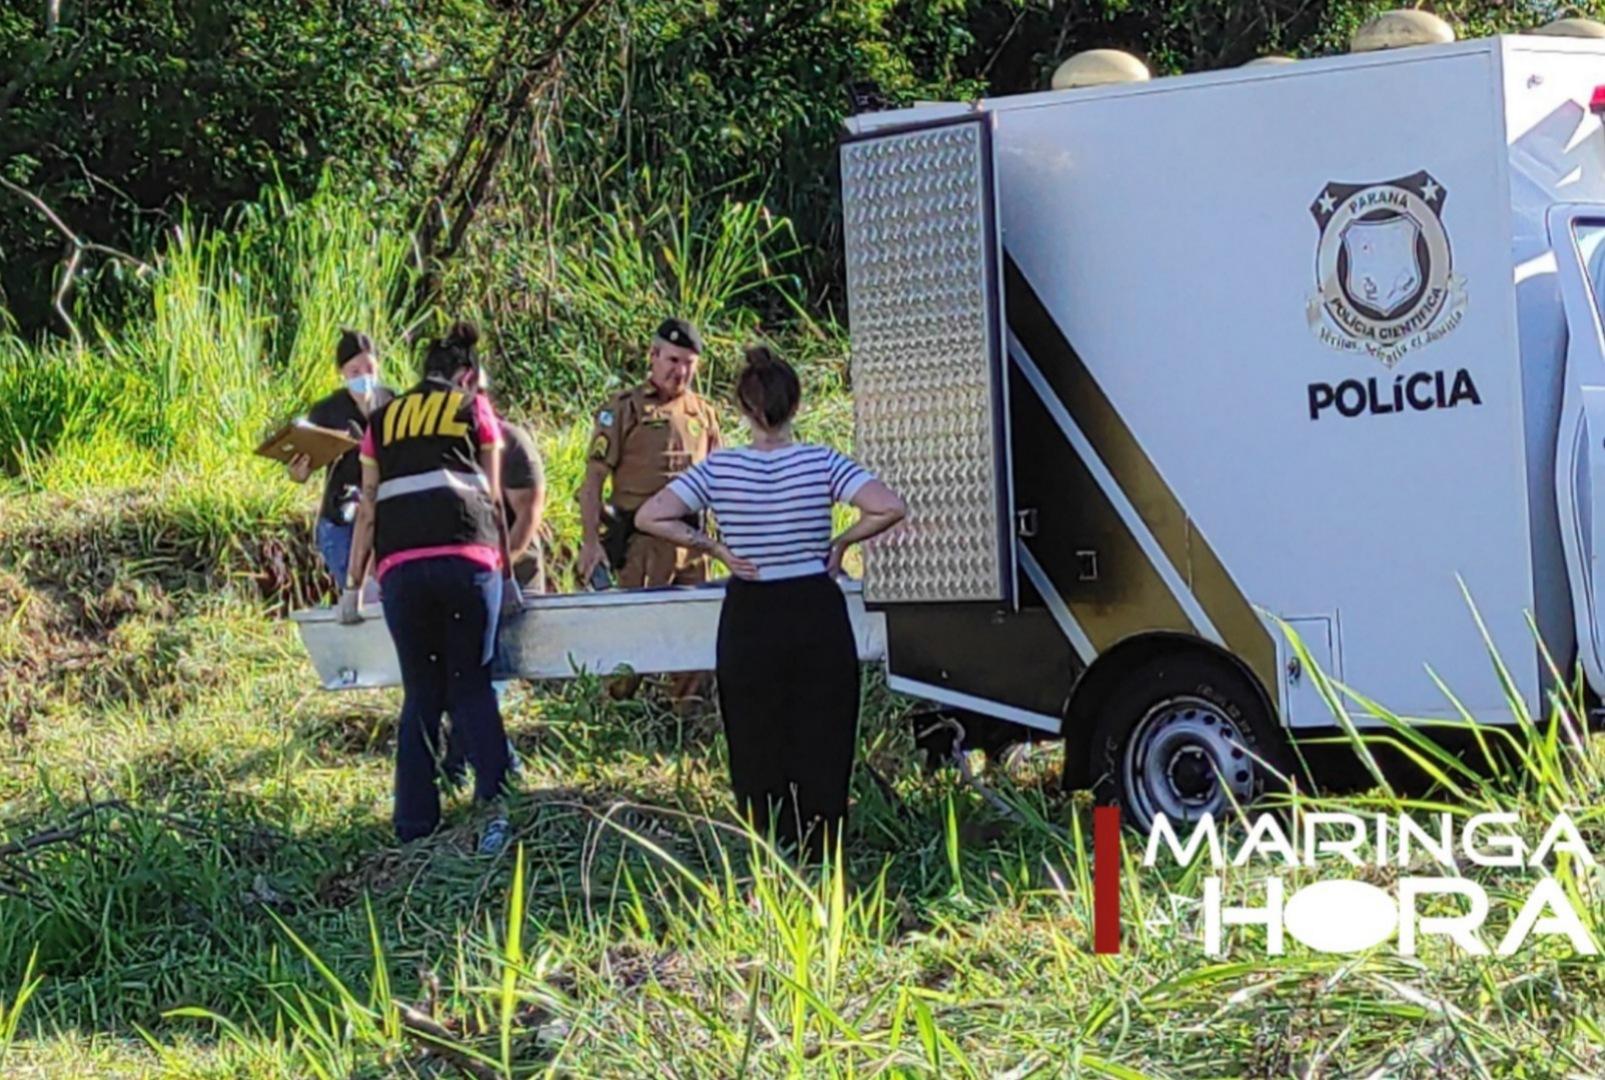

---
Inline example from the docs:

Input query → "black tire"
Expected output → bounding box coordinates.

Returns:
[1091,651,1292,831]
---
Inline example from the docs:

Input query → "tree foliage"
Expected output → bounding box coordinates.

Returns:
[0,0,492,328]
[2,0,1599,334]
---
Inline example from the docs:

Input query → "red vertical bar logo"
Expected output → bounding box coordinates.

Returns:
[1094,805,1121,954]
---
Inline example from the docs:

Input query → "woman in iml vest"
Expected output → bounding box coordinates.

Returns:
[342,322,516,855]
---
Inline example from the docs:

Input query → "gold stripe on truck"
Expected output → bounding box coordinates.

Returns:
[1005,255,1280,699]
[1010,371,1194,651]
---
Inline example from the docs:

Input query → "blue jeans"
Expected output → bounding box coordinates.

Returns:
[380,556,508,841]
[315,518,353,586]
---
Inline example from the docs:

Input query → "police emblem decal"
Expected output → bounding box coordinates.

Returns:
[598,410,614,427]
[1307,171,1466,368]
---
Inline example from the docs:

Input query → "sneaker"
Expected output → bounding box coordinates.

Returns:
[478,816,513,857]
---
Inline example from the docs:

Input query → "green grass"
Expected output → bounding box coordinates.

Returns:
[0,177,822,499]
[4,475,1605,1078]
[6,181,1605,1077]
[0,185,421,490]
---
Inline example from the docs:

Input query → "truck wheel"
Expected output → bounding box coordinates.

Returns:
[1091,652,1290,831]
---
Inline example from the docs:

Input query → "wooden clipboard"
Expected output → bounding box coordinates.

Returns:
[254,420,359,470]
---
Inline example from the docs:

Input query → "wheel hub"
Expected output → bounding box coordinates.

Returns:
[1168,746,1213,799]
[1122,696,1257,828]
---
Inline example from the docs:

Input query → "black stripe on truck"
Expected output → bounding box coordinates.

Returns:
[1004,254,1280,700]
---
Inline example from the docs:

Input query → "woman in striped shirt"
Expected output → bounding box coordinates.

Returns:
[636,346,906,859]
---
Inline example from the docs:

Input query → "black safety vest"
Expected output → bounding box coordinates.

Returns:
[368,378,499,564]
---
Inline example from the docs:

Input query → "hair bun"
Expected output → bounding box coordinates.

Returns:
[335,328,374,366]
[444,321,480,350]
[734,344,800,429]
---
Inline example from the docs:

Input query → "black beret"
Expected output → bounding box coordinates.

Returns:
[655,317,703,354]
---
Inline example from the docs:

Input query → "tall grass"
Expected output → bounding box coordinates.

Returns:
[0,950,41,1070]
[6,473,1605,1075]
[450,164,822,417]
[552,186,806,366]
[1,178,838,501]
[0,185,417,490]
[143,660,1605,1077]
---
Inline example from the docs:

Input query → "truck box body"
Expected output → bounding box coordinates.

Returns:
[845,37,1605,731]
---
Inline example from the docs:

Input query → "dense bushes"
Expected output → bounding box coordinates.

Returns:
[2,0,1596,482]
[0,177,822,502]
[1,0,993,334]
[10,0,1578,338]
[0,1,493,328]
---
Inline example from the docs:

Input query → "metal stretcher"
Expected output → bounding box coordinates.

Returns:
[291,580,888,690]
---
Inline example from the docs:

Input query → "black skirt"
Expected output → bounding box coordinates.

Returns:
[715,573,861,856]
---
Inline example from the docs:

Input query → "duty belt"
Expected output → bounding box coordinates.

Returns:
[601,504,704,569]
[376,468,490,502]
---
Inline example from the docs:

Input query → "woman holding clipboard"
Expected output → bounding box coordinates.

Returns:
[284,331,393,588]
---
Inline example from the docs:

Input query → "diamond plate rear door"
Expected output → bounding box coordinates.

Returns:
[840,115,1015,606]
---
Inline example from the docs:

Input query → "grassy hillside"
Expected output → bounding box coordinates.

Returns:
[10,9,1605,1072]
[4,475,1605,1077]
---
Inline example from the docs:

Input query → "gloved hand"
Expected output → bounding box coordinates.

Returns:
[337,587,363,625]
[500,577,527,619]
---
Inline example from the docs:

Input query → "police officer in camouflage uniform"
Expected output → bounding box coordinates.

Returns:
[578,317,721,590]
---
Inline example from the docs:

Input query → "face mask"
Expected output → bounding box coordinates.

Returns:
[346,374,377,398]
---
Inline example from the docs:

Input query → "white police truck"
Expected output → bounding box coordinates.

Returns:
[299,14,1605,826]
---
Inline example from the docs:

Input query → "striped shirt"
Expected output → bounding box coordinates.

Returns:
[667,444,873,580]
